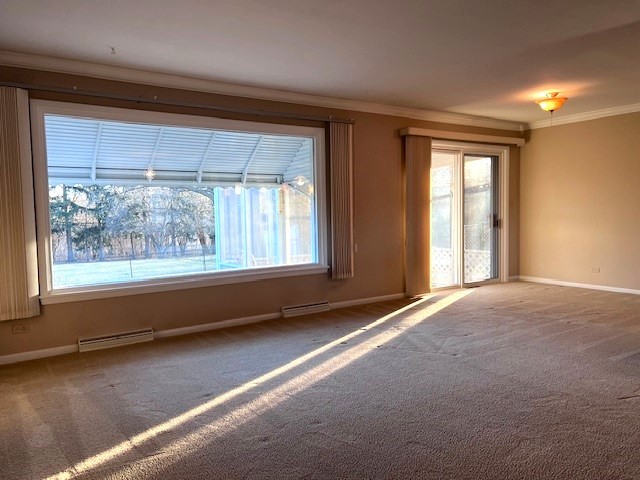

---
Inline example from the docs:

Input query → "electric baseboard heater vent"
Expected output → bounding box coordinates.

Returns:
[281,301,331,318]
[78,328,154,352]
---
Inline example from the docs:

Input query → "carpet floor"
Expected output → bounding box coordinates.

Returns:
[1,282,639,479]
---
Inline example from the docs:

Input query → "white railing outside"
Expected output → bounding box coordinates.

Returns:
[431,247,491,287]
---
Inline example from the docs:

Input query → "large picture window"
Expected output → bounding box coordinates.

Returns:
[31,101,327,301]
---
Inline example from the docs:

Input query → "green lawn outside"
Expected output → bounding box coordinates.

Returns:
[52,255,220,288]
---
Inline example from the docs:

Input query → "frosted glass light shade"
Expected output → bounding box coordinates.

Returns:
[536,92,567,112]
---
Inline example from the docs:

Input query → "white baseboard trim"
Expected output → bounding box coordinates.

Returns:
[0,344,77,366]
[509,275,520,281]
[331,293,406,309]
[0,293,409,366]
[155,312,281,339]
[518,275,640,296]
[157,292,408,339]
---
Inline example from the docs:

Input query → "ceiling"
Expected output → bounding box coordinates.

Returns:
[1,0,639,126]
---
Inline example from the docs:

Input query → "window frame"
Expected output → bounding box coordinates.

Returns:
[30,99,328,304]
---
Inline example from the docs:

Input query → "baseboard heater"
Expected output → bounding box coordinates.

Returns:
[78,328,154,353]
[281,301,331,318]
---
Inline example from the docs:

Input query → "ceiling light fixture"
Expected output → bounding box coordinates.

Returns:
[536,92,568,113]
[535,91,568,126]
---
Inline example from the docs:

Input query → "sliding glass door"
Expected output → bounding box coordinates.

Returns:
[430,149,500,289]
[431,151,459,288]
[463,155,499,284]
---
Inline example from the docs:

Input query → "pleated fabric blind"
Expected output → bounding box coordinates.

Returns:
[404,135,431,296]
[0,87,40,320]
[329,122,354,279]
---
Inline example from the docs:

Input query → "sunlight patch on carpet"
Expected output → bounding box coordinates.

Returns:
[47,290,471,479]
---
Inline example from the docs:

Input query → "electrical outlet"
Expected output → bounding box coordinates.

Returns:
[591,267,600,273]
[12,324,30,334]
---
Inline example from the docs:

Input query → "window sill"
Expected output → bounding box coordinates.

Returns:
[39,264,329,305]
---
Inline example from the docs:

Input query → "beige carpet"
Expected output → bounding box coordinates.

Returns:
[1,282,639,479]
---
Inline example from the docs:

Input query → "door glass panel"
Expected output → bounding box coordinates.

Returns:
[430,152,458,288]
[463,155,498,283]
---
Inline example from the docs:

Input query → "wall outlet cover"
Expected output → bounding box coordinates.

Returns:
[12,324,30,334]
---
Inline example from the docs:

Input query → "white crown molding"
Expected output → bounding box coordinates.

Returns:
[527,103,640,130]
[0,50,524,131]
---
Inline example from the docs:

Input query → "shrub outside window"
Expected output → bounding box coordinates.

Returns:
[31,101,327,301]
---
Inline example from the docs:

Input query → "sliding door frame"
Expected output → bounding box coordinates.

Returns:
[431,140,510,289]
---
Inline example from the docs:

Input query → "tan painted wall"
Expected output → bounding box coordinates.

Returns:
[520,112,640,290]
[0,67,522,356]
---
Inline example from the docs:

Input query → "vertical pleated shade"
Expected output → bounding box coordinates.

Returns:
[329,122,354,279]
[0,87,40,320]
